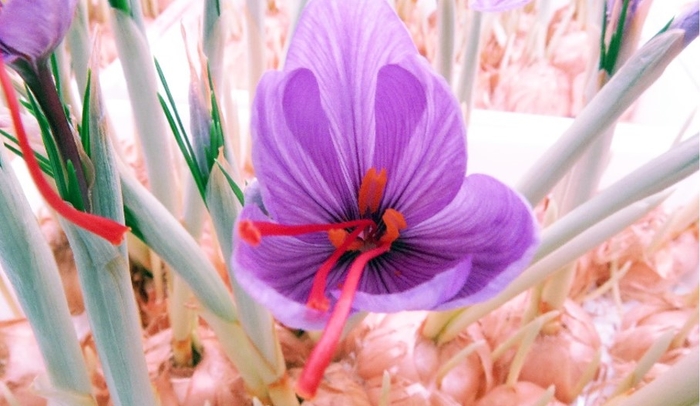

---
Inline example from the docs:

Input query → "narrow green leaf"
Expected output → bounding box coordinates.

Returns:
[0,130,54,176]
[25,89,69,197]
[65,160,85,212]
[157,93,206,197]
[215,161,244,206]
[80,71,93,156]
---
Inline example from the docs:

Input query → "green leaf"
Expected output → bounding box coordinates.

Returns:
[215,160,244,206]
[25,88,69,198]
[80,71,93,157]
[154,59,206,197]
[0,130,54,176]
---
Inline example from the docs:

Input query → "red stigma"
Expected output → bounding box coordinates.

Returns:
[239,168,407,399]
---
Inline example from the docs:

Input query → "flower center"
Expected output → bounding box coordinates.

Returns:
[239,167,406,309]
[238,168,406,399]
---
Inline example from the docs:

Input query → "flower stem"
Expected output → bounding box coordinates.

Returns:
[606,347,698,406]
[436,0,456,84]
[25,61,90,209]
[456,10,483,125]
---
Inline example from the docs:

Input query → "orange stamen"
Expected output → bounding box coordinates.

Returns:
[0,58,128,245]
[306,226,365,311]
[357,167,387,215]
[296,243,392,399]
[379,208,407,245]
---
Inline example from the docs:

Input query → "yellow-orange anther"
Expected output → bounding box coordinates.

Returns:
[379,208,407,245]
[358,168,387,215]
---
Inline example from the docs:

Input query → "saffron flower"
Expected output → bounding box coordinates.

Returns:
[233,0,538,398]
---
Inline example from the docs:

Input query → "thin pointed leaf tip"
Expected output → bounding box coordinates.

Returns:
[0,0,78,68]
[231,0,539,398]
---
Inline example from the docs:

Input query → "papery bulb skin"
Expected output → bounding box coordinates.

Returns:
[290,363,372,406]
[345,312,491,405]
[517,300,601,403]
[475,381,567,406]
[611,301,698,364]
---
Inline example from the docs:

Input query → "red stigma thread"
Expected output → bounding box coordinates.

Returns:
[0,58,129,245]
[295,243,392,399]
[238,168,407,399]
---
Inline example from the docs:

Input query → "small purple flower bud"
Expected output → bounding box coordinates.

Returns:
[0,0,78,68]
[669,2,699,48]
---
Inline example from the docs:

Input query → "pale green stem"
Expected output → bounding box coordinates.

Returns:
[433,193,667,344]
[246,0,265,105]
[201,309,295,404]
[60,78,155,404]
[436,0,456,84]
[109,7,177,212]
[436,340,487,386]
[505,311,560,386]
[540,261,577,312]
[609,330,676,398]
[378,371,391,406]
[455,10,483,126]
[516,30,686,206]
[169,175,207,365]
[0,272,21,318]
[605,348,698,406]
[531,386,556,406]
[571,348,602,400]
[648,192,699,253]
[120,170,238,322]
[67,0,91,96]
[0,146,94,403]
[203,0,225,96]
[206,162,286,377]
[421,308,462,339]
[556,125,616,214]
[671,305,699,349]
[492,311,558,360]
[63,224,156,406]
[534,134,699,263]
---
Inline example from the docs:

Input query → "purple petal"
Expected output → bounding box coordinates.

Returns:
[0,0,77,64]
[253,0,467,225]
[348,254,472,313]
[471,0,532,12]
[252,69,358,224]
[373,58,466,225]
[404,174,539,309]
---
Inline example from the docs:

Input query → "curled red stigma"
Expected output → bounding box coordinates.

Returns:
[0,58,129,245]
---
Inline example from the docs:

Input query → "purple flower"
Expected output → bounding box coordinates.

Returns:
[0,0,77,69]
[232,0,538,397]
[470,0,532,12]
